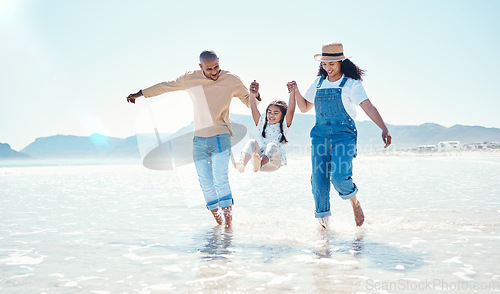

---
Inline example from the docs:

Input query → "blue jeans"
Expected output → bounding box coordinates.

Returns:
[193,134,233,210]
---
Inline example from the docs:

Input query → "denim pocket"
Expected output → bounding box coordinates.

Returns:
[345,124,357,137]
[217,134,232,154]
[315,98,339,117]
[310,124,320,138]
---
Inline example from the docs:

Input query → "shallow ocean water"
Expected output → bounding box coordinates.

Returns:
[1,154,499,293]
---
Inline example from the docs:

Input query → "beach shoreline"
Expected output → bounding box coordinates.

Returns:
[2,149,500,168]
[364,149,500,158]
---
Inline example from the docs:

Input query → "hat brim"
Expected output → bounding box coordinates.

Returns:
[314,54,351,62]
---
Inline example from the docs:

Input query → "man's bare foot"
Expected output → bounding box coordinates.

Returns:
[318,216,330,229]
[211,208,224,226]
[235,162,245,173]
[353,201,364,227]
[252,153,261,172]
[222,206,232,228]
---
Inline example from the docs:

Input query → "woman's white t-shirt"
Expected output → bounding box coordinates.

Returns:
[257,113,288,166]
[303,75,369,119]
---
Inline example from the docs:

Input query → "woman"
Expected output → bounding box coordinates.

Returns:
[289,42,391,228]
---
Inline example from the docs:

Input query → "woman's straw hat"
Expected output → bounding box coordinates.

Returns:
[314,42,351,62]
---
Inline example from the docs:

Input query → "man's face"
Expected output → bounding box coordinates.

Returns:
[199,58,220,81]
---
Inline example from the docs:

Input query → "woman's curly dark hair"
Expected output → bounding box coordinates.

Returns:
[317,59,365,81]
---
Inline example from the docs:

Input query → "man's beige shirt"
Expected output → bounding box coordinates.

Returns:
[142,70,258,138]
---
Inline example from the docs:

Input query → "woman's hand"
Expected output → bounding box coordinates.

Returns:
[286,81,297,93]
[291,81,313,113]
[382,129,392,148]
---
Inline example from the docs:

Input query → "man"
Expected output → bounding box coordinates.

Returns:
[126,50,260,227]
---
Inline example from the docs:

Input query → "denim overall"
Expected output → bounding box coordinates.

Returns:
[310,76,358,218]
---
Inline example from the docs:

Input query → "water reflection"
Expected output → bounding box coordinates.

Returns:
[351,231,365,256]
[198,226,234,260]
[314,230,365,258]
[362,241,425,272]
[313,229,425,271]
[312,230,366,292]
[190,226,236,291]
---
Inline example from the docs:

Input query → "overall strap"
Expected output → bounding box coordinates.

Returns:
[317,75,326,89]
[339,76,348,88]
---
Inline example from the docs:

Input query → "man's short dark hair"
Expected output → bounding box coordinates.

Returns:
[199,50,218,63]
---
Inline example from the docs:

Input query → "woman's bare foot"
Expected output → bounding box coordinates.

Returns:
[252,153,261,172]
[211,208,224,226]
[353,201,364,227]
[318,216,330,229]
[235,162,245,173]
[222,206,232,228]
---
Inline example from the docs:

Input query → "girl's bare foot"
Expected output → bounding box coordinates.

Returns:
[235,162,245,173]
[252,153,261,172]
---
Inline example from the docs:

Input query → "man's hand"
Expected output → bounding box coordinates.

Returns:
[250,80,259,97]
[126,90,142,104]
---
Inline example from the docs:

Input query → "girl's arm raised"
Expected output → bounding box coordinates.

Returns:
[249,80,261,126]
[360,99,392,148]
[288,81,314,113]
[286,82,297,128]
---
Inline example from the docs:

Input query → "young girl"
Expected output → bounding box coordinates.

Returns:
[235,81,296,172]
[291,42,392,228]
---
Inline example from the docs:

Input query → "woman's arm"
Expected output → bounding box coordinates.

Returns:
[288,81,314,113]
[249,80,261,126]
[359,99,392,148]
[285,84,296,128]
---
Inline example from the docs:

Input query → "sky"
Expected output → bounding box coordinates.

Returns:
[1,0,499,151]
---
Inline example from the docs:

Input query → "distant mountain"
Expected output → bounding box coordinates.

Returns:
[6,114,500,160]
[0,142,30,158]
[369,122,500,150]
[231,114,500,152]
[20,133,140,158]
[108,135,140,157]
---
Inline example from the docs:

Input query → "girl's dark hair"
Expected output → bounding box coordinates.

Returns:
[262,100,288,144]
[317,59,365,81]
